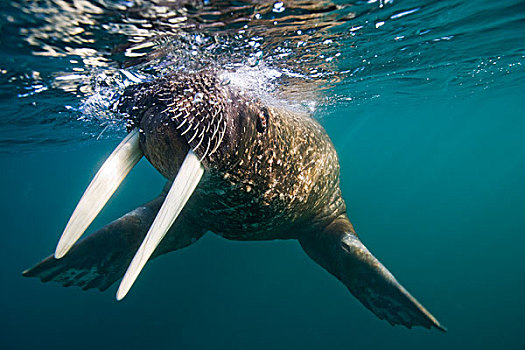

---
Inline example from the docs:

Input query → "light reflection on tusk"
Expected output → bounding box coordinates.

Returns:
[55,129,143,259]
[116,150,204,300]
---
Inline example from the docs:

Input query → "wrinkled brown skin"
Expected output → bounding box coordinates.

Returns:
[24,71,445,331]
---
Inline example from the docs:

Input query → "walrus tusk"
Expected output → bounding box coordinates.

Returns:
[55,129,143,259]
[116,150,204,301]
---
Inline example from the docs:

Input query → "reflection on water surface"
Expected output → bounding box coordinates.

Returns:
[0,0,523,150]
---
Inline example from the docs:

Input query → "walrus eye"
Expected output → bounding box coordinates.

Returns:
[256,107,269,133]
[55,129,143,259]
[117,149,204,300]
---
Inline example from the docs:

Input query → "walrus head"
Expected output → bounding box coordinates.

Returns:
[53,70,271,299]
[118,71,269,178]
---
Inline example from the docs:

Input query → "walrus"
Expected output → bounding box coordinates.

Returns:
[23,70,445,331]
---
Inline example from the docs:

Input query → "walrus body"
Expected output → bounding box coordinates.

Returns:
[119,72,344,240]
[24,71,445,331]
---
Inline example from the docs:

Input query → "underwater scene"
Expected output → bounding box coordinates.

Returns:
[1,0,525,349]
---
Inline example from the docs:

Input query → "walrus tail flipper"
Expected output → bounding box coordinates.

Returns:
[299,216,445,331]
[23,195,204,292]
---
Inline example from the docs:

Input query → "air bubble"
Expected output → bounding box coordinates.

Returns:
[273,2,285,13]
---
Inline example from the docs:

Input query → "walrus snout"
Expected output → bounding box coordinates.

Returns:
[136,104,190,180]
[118,71,227,178]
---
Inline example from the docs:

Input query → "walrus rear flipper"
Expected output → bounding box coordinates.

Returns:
[23,195,204,292]
[299,216,445,331]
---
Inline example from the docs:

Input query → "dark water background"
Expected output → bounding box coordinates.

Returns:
[1,0,525,349]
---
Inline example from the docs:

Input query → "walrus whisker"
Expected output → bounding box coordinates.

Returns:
[176,118,187,129]
[187,126,200,143]
[192,128,205,151]
[180,121,193,136]
[116,149,204,301]
[55,129,143,259]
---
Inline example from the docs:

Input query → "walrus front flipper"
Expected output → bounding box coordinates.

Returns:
[23,195,205,292]
[299,216,445,331]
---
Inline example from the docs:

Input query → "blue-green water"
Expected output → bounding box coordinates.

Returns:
[1,0,525,349]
